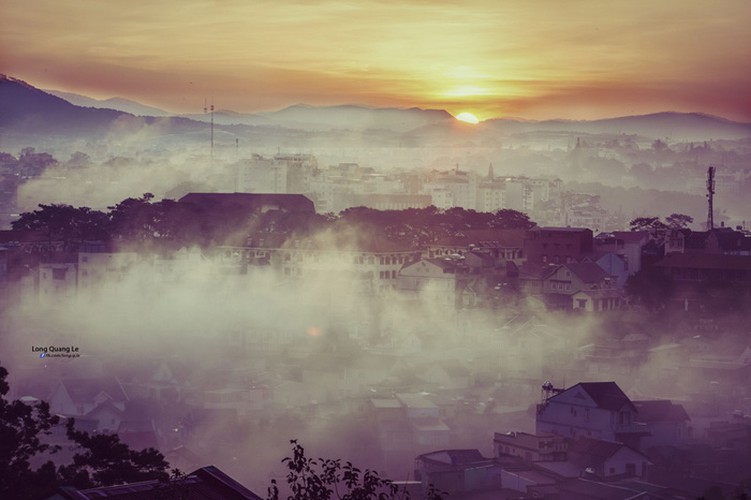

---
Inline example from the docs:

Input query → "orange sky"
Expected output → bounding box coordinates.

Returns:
[2,0,750,121]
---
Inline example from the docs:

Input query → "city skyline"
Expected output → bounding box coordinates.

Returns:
[1,0,751,122]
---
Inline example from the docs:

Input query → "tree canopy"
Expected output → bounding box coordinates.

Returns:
[268,440,443,500]
[12,197,536,253]
[0,362,169,498]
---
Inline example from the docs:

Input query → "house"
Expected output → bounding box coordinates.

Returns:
[414,449,500,496]
[595,231,650,275]
[493,431,568,462]
[426,228,526,265]
[579,251,629,288]
[499,465,559,495]
[633,400,692,450]
[119,360,184,403]
[653,252,751,311]
[567,436,651,479]
[539,262,621,311]
[536,381,648,447]
[77,250,139,291]
[523,227,593,271]
[39,261,78,301]
[47,465,263,499]
[396,258,468,307]
[48,377,129,422]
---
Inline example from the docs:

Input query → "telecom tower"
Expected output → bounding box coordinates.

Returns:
[204,98,214,167]
[706,166,715,230]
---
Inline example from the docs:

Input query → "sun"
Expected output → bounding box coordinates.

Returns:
[455,112,479,124]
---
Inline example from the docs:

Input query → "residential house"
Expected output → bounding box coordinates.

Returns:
[397,258,468,307]
[539,262,621,311]
[536,381,647,448]
[580,251,629,288]
[78,250,139,291]
[39,261,77,301]
[493,431,568,462]
[633,400,692,450]
[524,227,593,271]
[426,228,526,265]
[414,449,500,496]
[595,231,650,275]
[567,436,651,479]
[47,377,129,432]
[653,253,751,311]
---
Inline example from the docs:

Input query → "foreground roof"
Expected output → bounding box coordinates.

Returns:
[51,466,262,499]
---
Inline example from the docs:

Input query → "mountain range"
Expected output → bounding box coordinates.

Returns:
[2,75,751,145]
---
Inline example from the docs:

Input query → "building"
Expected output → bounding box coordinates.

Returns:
[396,258,468,307]
[567,436,651,479]
[178,192,315,215]
[48,465,263,499]
[493,431,568,462]
[632,399,692,450]
[539,262,621,312]
[524,227,593,271]
[595,231,650,275]
[536,382,647,447]
[414,449,500,496]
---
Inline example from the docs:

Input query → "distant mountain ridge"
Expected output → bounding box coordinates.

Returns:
[45,89,171,116]
[0,74,203,139]
[3,75,751,143]
[483,112,751,140]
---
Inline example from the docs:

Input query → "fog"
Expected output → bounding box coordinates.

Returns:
[3,208,750,492]
[2,87,751,495]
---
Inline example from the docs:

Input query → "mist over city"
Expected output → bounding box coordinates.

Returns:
[1,1,751,499]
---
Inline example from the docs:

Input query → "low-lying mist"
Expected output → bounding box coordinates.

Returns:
[5,218,745,490]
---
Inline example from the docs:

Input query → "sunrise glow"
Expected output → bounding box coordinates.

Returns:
[455,112,480,124]
[0,0,749,120]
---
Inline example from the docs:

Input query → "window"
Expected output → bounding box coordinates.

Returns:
[52,268,67,280]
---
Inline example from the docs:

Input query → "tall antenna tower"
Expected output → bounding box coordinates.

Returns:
[204,98,215,167]
[706,165,716,230]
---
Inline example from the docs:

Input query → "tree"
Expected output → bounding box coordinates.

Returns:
[59,418,169,488]
[665,213,693,230]
[0,363,61,499]
[629,216,667,234]
[11,203,110,247]
[0,362,170,497]
[268,440,443,500]
[490,209,535,229]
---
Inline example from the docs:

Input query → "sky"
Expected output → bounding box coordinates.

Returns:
[1,0,750,121]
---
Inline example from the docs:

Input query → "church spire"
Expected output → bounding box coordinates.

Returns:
[487,162,495,180]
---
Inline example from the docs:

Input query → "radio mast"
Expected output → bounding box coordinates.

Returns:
[204,98,214,167]
[706,166,716,230]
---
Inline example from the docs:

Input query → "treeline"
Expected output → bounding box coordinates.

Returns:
[11,194,535,252]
